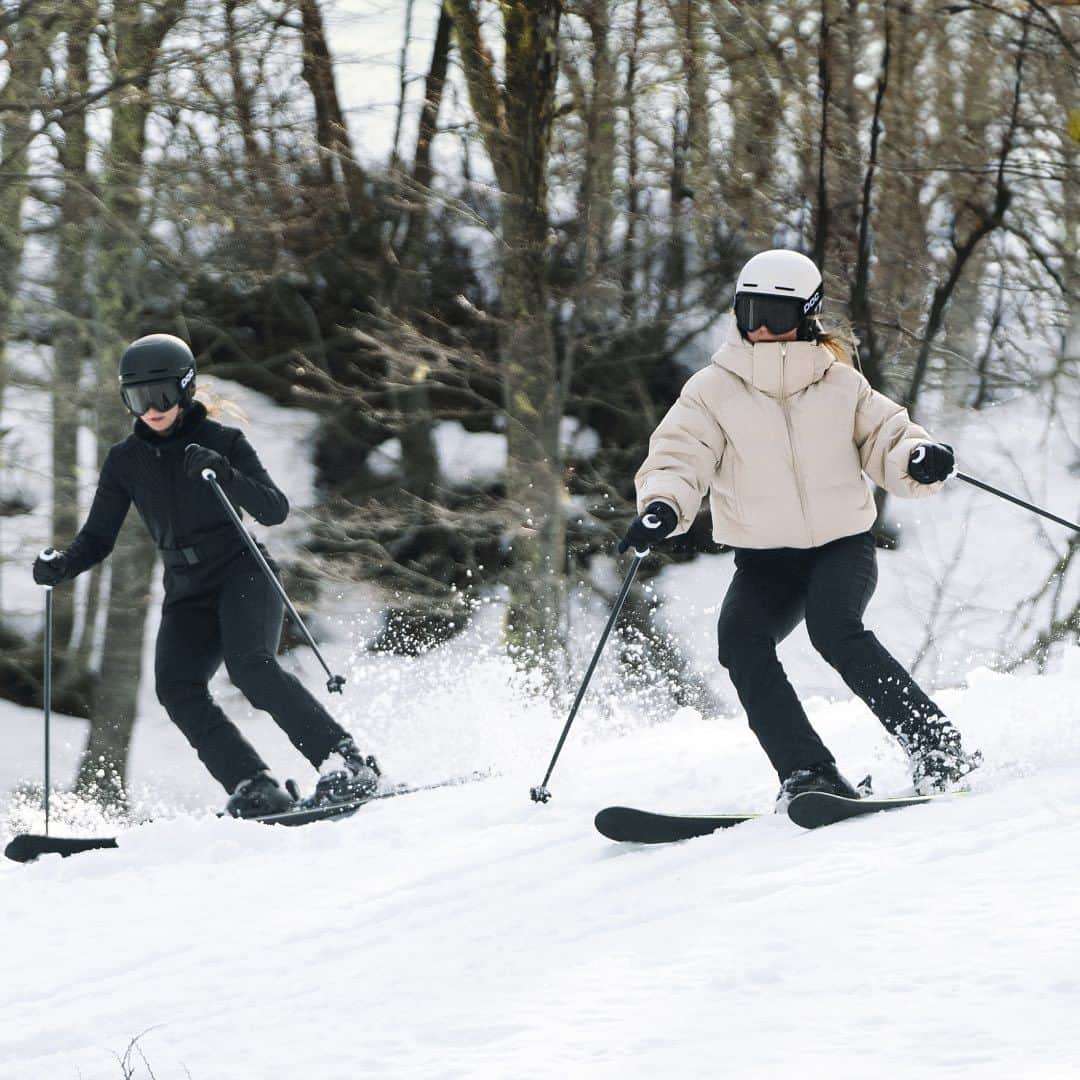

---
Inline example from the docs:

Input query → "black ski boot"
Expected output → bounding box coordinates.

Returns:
[904,720,982,794]
[313,737,381,806]
[776,760,859,810]
[226,771,296,818]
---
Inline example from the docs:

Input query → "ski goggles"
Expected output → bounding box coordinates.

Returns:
[121,376,186,417]
[734,290,821,336]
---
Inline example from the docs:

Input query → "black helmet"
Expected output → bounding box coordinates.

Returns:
[118,334,197,417]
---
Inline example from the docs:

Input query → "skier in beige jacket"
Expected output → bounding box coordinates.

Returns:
[620,249,979,803]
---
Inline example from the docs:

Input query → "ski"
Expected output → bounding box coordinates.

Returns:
[595,805,759,844]
[787,789,945,830]
[4,834,118,863]
[4,770,493,863]
[252,770,492,827]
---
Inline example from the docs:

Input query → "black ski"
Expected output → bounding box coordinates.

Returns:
[595,805,758,844]
[787,790,943,830]
[4,770,493,863]
[4,834,118,863]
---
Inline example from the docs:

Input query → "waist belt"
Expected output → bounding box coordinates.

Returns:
[160,525,246,568]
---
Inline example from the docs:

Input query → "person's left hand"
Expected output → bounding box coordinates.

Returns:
[908,443,955,484]
[185,443,233,483]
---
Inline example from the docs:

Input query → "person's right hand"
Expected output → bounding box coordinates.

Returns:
[618,502,678,554]
[33,548,70,586]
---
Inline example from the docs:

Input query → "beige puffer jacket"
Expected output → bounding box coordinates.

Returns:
[636,321,944,549]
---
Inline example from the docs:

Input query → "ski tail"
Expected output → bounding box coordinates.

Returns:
[4,834,118,863]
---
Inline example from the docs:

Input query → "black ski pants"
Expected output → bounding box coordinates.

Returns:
[154,548,347,793]
[716,531,944,780]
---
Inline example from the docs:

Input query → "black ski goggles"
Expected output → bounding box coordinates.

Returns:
[121,377,185,417]
[735,290,821,336]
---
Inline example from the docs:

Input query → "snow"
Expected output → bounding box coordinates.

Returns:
[2,347,1078,1077]
[3,654,1080,1078]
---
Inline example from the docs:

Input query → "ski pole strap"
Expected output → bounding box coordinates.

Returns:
[956,473,1080,533]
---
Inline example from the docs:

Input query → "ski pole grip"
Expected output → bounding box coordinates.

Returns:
[38,548,60,591]
[632,513,664,557]
[201,468,217,482]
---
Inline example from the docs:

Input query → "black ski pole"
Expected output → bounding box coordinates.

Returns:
[43,581,53,835]
[200,469,346,694]
[956,473,1080,534]
[531,544,651,804]
[34,548,64,834]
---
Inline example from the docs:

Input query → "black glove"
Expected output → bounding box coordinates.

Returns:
[908,443,955,485]
[33,547,70,586]
[618,502,678,554]
[185,443,233,483]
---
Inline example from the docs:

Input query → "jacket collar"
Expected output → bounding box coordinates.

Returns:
[710,317,833,398]
[133,401,208,448]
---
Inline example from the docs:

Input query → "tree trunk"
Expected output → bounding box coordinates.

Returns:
[618,0,645,316]
[814,0,863,288]
[298,0,376,231]
[77,0,186,803]
[447,0,565,679]
[391,2,454,501]
[396,1,453,284]
[223,0,264,178]
[51,0,95,652]
[0,3,59,406]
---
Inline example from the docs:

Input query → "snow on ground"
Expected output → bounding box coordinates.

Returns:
[2,342,1077,1077]
[3,652,1080,1079]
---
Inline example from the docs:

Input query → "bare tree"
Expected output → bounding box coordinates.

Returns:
[0,2,60,404]
[446,0,566,679]
[78,0,188,801]
[50,0,97,654]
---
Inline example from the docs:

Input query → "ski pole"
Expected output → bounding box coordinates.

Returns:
[956,473,1080,534]
[36,549,61,835]
[531,542,652,804]
[44,585,52,835]
[200,469,346,694]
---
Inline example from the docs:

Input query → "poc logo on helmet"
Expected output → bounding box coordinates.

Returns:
[180,367,195,389]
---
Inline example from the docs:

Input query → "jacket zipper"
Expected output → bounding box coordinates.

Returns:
[779,343,813,546]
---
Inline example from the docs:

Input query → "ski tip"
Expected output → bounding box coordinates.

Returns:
[594,806,646,842]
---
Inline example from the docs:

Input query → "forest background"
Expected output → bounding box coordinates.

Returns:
[0,0,1077,803]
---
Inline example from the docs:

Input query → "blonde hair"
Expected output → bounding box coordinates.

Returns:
[814,319,861,371]
[194,385,248,424]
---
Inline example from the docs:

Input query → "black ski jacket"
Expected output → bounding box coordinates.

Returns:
[64,402,288,578]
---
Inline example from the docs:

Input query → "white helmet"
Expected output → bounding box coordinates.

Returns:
[734,249,823,339]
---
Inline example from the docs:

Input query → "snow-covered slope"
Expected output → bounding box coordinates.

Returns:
[3,653,1079,1079]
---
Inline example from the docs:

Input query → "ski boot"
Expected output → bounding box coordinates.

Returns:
[313,737,381,806]
[775,760,859,810]
[905,720,982,794]
[226,771,296,818]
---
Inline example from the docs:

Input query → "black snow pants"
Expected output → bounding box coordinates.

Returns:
[716,531,944,780]
[154,547,347,793]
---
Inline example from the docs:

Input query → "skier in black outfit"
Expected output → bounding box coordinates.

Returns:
[32,334,380,817]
